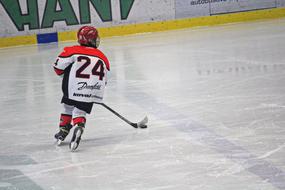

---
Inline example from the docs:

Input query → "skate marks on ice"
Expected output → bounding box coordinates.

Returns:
[0,155,37,165]
[257,143,285,160]
[0,155,43,190]
[67,131,148,151]
[123,86,285,190]
[0,170,43,190]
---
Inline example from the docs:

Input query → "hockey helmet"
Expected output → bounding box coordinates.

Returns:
[77,26,100,48]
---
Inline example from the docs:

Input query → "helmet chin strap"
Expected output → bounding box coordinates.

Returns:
[95,36,100,48]
[89,36,100,48]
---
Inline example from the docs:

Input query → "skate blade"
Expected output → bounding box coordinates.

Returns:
[70,142,78,152]
[56,139,63,146]
[70,130,82,151]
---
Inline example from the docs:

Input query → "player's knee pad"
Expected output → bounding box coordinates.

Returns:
[62,103,74,115]
[72,107,87,119]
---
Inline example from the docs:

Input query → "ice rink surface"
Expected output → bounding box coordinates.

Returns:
[0,18,285,190]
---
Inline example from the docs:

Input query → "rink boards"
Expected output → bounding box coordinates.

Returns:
[0,0,285,48]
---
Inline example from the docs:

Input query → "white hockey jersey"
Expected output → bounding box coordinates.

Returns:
[53,45,110,103]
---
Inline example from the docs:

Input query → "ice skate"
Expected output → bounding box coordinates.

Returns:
[69,123,85,151]
[54,124,72,145]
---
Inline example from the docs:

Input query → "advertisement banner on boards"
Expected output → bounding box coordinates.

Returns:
[277,0,285,7]
[0,0,174,37]
[210,0,276,15]
[175,0,280,19]
[175,0,211,19]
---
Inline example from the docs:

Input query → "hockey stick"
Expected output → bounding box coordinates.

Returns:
[95,102,148,129]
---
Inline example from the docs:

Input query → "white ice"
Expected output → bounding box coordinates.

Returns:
[0,18,285,190]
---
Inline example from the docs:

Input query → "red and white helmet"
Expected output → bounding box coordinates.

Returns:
[77,26,100,48]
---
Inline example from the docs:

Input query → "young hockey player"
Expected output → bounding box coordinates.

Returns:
[53,26,110,151]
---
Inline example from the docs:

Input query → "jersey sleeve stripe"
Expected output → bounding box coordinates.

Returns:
[58,55,73,58]
[54,67,64,75]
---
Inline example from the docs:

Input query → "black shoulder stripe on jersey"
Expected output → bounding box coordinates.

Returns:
[58,55,72,58]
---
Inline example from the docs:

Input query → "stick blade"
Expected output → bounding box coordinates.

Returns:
[137,116,148,128]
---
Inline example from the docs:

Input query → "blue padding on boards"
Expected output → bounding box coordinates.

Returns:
[37,32,58,44]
